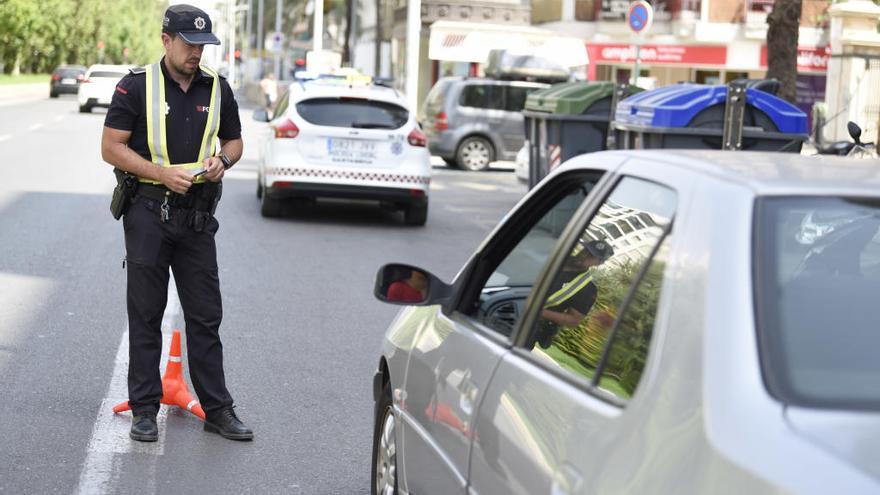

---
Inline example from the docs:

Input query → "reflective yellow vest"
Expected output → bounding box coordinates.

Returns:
[544,270,593,309]
[140,62,221,185]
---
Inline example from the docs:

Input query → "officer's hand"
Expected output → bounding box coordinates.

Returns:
[203,156,225,183]
[159,168,194,195]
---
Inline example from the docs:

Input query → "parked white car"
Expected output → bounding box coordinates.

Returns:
[253,78,431,225]
[371,150,880,494]
[77,64,132,113]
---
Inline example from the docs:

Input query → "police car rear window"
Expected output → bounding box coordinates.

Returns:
[295,98,408,130]
[89,71,127,79]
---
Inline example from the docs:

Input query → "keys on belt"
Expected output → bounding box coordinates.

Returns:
[160,195,171,223]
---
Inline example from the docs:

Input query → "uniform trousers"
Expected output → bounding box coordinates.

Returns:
[123,194,233,417]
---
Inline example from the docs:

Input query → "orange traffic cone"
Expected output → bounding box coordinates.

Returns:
[113,329,206,421]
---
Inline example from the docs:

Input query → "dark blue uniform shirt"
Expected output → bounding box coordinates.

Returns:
[104,58,241,165]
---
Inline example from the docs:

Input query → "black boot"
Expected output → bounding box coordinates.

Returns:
[204,407,254,441]
[130,413,158,442]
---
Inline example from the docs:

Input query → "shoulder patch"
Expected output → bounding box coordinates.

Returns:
[129,66,147,75]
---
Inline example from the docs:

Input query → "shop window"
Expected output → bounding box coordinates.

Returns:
[725,71,749,83]
[694,70,721,85]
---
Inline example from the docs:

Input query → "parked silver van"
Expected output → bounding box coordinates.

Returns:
[422,77,548,171]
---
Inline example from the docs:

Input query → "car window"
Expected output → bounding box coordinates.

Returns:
[89,71,126,79]
[296,97,409,129]
[504,86,534,112]
[58,69,84,78]
[460,84,504,110]
[526,177,677,402]
[755,196,880,410]
[424,79,453,112]
[472,177,599,337]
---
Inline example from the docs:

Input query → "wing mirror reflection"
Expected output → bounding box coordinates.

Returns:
[374,263,454,306]
[252,108,270,122]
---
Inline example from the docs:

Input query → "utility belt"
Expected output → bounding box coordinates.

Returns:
[110,169,222,227]
[136,183,216,211]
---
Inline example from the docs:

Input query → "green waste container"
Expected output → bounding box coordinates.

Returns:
[523,81,643,188]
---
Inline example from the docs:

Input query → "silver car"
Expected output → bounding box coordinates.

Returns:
[422,78,548,171]
[370,150,880,494]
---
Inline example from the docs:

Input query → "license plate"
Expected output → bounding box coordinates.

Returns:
[62,78,75,84]
[326,138,378,165]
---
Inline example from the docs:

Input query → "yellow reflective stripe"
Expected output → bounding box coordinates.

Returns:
[197,65,221,162]
[544,272,593,309]
[145,64,160,164]
[157,64,170,165]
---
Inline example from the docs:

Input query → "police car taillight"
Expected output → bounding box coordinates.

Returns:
[273,119,299,139]
[407,128,427,147]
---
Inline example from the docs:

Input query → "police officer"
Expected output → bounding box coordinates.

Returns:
[101,4,252,442]
[535,240,614,348]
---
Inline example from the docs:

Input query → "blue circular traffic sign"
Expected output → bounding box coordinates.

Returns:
[628,1,654,34]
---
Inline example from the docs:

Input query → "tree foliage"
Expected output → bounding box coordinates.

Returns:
[0,0,167,74]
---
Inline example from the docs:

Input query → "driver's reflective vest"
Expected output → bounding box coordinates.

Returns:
[544,270,593,309]
[139,62,221,185]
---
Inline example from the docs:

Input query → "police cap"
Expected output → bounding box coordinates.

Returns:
[583,240,614,261]
[162,4,221,45]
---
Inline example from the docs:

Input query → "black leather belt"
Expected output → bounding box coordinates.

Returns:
[136,183,206,209]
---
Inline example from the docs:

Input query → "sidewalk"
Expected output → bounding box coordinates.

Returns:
[0,82,48,107]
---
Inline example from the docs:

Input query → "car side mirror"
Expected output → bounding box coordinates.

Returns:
[847,121,863,145]
[374,263,454,306]
[252,108,270,122]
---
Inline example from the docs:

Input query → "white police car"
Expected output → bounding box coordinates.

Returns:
[253,76,431,225]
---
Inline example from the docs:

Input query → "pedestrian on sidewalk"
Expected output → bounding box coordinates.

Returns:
[100,3,253,442]
[259,72,277,110]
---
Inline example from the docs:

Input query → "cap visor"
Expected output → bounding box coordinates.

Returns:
[177,32,221,45]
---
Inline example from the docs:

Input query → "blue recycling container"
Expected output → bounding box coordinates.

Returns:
[611,83,808,152]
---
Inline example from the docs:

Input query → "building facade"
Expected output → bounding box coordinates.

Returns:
[533,0,831,129]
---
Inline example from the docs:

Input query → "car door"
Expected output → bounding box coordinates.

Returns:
[398,166,617,495]
[468,161,691,495]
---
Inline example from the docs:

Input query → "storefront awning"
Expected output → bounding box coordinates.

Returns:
[428,20,589,68]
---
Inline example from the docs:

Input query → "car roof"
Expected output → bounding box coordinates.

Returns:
[284,80,407,107]
[569,150,880,196]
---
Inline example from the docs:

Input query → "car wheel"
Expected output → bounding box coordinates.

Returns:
[260,191,283,218]
[50,92,58,98]
[456,136,494,172]
[371,381,398,495]
[79,104,91,113]
[404,203,428,226]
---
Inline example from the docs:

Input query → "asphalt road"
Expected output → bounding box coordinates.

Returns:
[0,92,526,494]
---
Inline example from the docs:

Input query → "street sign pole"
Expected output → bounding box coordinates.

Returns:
[627,1,653,86]
[314,0,324,52]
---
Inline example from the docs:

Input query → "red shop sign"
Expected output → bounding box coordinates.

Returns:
[760,45,829,73]
[587,43,727,65]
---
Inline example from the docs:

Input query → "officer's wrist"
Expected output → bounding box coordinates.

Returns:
[219,153,232,170]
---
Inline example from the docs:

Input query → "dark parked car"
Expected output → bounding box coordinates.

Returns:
[50,65,87,98]
[421,77,548,171]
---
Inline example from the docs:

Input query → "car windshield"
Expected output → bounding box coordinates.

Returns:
[296,97,408,129]
[89,71,126,79]
[755,196,880,410]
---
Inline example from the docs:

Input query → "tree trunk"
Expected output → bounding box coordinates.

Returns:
[343,0,353,64]
[765,0,802,103]
[374,0,382,77]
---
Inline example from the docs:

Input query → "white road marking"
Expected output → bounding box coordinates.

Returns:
[0,135,9,142]
[28,123,42,131]
[54,115,64,122]
[76,276,182,494]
